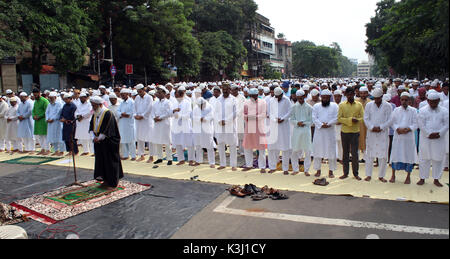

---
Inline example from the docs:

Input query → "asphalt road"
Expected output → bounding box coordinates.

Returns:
[0,163,448,239]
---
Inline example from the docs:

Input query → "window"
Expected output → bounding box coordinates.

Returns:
[279,48,283,57]
[263,42,273,50]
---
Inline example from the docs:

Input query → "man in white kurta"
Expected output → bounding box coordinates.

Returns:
[443,99,449,171]
[214,84,238,171]
[192,97,216,167]
[17,93,34,153]
[417,92,449,187]
[389,92,419,184]
[231,85,246,155]
[118,89,136,160]
[312,90,339,178]
[75,93,93,155]
[363,88,392,182]
[151,88,173,165]
[108,93,120,121]
[290,90,313,176]
[171,88,195,166]
[333,90,343,161]
[134,85,154,162]
[0,97,8,151]
[5,97,20,152]
[45,92,64,156]
[267,87,292,175]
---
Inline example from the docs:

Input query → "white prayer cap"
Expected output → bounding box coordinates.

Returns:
[272,82,279,87]
[321,83,328,87]
[90,96,103,104]
[131,90,138,96]
[10,96,18,102]
[258,85,264,90]
[427,91,441,100]
[333,90,343,96]
[120,88,130,94]
[263,87,270,94]
[178,86,186,91]
[166,83,173,88]
[371,88,383,98]
[213,85,221,91]
[231,84,239,90]
[19,92,28,97]
[186,90,192,95]
[243,88,249,93]
[158,86,169,94]
[274,87,283,96]
[310,89,319,96]
[296,89,305,96]
[99,85,106,89]
[359,86,368,92]
[109,93,118,99]
[44,90,50,95]
[49,92,58,98]
[149,90,156,96]
[199,83,206,90]
[79,92,87,97]
[302,85,310,91]
[398,85,406,90]
[400,92,410,98]
[249,88,258,95]
[6,89,13,94]
[64,93,72,98]
[394,78,402,82]
[321,89,332,96]
[135,84,144,90]
[382,93,392,102]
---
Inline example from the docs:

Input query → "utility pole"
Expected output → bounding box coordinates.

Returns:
[110,16,115,87]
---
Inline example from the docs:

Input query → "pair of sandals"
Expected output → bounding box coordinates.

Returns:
[228,184,289,200]
[313,178,329,186]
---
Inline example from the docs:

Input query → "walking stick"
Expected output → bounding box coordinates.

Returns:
[67,119,84,187]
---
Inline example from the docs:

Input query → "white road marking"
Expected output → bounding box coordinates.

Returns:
[213,196,449,236]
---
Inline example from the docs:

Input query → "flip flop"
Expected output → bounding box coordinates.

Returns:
[270,191,289,200]
[251,194,268,201]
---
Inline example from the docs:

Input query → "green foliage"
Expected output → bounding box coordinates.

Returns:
[191,0,258,40]
[197,31,247,80]
[292,41,354,78]
[0,0,31,58]
[0,0,92,75]
[262,63,281,80]
[366,0,449,78]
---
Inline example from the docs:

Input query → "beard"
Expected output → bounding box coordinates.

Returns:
[322,100,330,107]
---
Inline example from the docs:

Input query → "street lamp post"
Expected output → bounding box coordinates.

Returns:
[97,49,101,86]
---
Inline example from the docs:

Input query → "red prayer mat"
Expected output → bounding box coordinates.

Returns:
[10,180,151,225]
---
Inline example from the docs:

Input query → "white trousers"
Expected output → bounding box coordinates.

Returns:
[268,150,291,171]
[22,138,34,151]
[49,142,64,152]
[244,149,266,169]
[336,140,343,160]
[0,139,5,150]
[195,146,215,165]
[365,157,387,178]
[176,145,195,162]
[218,143,237,167]
[121,143,136,159]
[419,159,443,180]
[35,135,49,150]
[155,144,172,161]
[137,141,148,156]
[6,140,21,151]
[291,150,311,173]
[313,157,337,172]
[79,139,93,154]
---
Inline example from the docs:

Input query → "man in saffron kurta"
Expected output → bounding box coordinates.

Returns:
[32,88,50,155]
[356,87,369,161]
[89,96,123,189]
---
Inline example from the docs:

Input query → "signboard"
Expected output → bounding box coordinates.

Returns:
[0,57,16,64]
[110,65,116,76]
[125,64,133,75]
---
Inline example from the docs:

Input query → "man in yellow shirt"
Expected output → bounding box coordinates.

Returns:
[338,87,364,180]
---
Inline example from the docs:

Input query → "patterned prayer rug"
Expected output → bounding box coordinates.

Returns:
[0,156,62,165]
[10,180,151,225]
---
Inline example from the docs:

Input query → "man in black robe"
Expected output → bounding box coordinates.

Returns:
[89,96,123,189]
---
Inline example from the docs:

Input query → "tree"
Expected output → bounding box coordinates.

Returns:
[277,33,285,39]
[197,31,247,81]
[8,0,92,80]
[0,0,31,59]
[366,0,449,78]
